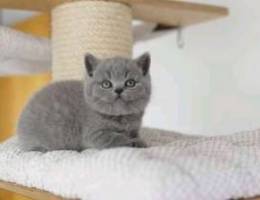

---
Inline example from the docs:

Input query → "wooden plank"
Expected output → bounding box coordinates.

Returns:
[0,0,50,11]
[0,0,228,26]
[130,0,229,26]
[1,180,260,200]
[0,181,71,200]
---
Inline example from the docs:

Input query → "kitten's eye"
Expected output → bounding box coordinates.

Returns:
[101,80,112,89]
[125,79,136,88]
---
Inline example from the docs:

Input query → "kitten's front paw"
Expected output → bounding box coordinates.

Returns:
[132,139,147,148]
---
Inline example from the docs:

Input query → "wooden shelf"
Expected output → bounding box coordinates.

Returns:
[0,0,228,26]
[0,180,72,200]
[1,180,260,200]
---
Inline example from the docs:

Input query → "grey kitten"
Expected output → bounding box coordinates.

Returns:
[17,53,151,151]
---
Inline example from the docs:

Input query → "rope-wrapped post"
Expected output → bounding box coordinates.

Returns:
[52,1,133,81]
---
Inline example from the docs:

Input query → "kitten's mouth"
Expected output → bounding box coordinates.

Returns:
[115,95,122,100]
[115,95,127,103]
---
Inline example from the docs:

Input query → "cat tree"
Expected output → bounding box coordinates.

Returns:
[0,0,232,199]
[1,0,228,80]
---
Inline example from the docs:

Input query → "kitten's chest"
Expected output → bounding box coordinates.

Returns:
[99,114,141,132]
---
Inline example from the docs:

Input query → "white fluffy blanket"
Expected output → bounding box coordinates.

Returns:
[1,128,260,200]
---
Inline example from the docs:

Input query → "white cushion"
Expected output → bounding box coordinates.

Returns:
[0,128,260,200]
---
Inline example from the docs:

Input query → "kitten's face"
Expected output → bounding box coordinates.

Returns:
[84,53,151,115]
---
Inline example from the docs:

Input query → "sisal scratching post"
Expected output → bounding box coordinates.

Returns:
[52,1,133,81]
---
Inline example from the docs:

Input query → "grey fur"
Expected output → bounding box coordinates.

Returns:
[17,53,151,151]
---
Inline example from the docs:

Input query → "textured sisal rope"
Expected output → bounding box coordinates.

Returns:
[52,1,133,81]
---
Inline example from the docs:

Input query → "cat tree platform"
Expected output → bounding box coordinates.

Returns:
[2,128,260,200]
[0,0,228,26]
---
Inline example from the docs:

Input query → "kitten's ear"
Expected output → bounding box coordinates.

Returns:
[136,52,150,76]
[85,53,99,77]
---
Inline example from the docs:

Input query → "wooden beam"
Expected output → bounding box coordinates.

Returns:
[0,0,49,11]
[1,180,260,200]
[0,0,228,27]
[130,0,228,26]
[0,181,72,200]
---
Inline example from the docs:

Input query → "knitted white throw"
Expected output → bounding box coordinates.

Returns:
[0,128,260,200]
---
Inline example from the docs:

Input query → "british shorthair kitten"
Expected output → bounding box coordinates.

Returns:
[17,53,151,152]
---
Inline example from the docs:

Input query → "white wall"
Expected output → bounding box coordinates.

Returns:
[136,0,260,135]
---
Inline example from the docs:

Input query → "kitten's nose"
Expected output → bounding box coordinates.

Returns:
[114,88,123,95]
